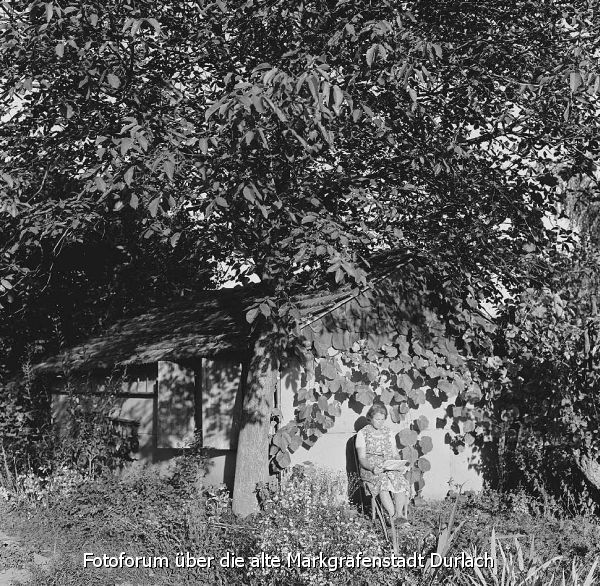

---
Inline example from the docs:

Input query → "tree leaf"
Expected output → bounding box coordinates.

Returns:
[94,176,107,192]
[570,71,582,93]
[419,436,434,454]
[146,18,161,35]
[205,101,221,121]
[170,232,181,247]
[398,428,418,446]
[327,400,342,417]
[263,96,287,122]
[163,159,175,180]
[366,45,376,67]
[120,138,133,156]
[242,185,256,204]
[417,457,431,472]
[148,197,161,217]
[124,166,135,186]
[263,67,279,85]
[332,85,344,113]
[107,74,121,89]
[246,307,259,323]
[276,450,291,468]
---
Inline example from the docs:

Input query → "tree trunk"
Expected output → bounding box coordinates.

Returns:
[232,332,276,517]
[578,454,600,490]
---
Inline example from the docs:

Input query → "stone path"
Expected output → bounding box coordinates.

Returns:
[0,529,51,586]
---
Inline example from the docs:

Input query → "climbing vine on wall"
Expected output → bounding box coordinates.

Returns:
[270,298,496,495]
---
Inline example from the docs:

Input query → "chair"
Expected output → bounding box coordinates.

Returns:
[352,435,398,553]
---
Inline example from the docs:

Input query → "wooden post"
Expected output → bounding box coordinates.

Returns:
[232,332,276,517]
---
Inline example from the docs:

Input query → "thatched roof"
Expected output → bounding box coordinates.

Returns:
[33,285,361,376]
[33,289,252,375]
[33,251,422,376]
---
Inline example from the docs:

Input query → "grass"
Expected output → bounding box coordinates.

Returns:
[1,462,600,586]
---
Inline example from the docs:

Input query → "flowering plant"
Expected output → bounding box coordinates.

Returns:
[251,465,401,586]
[0,466,86,506]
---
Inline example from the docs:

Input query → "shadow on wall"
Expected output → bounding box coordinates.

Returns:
[156,358,243,449]
[344,418,385,512]
[156,358,244,493]
[201,359,244,448]
[156,361,197,450]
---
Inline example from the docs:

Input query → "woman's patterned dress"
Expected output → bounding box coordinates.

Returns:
[357,425,410,497]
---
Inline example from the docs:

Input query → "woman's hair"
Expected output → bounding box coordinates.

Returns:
[366,403,388,421]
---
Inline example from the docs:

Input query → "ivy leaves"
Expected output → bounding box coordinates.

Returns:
[269,303,491,493]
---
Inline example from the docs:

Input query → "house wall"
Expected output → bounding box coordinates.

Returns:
[51,367,156,458]
[50,359,244,491]
[157,361,196,449]
[279,366,482,499]
[201,359,244,488]
[278,286,484,500]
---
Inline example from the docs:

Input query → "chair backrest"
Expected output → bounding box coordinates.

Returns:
[351,434,360,474]
[349,434,368,510]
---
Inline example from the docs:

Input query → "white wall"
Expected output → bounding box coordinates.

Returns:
[279,363,482,500]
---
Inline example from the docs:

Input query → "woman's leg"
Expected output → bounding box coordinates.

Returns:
[392,491,408,519]
[379,490,395,518]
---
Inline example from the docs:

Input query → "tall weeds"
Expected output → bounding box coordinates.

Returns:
[464,529,598,586]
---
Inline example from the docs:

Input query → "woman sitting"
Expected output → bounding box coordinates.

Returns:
[356,403,410,523]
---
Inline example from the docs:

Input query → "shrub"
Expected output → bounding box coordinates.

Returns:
[406,489,600,579]
[4,446,256,585]
[4,450,600,586]
[0,363,52,481]
[1,363,139,488]
[252,464,406,586]
[52,372,138,477]
[0,465,87,507]
[455,529,599,586]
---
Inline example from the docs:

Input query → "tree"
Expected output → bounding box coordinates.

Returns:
[476,249,600,509]
[1,0,598,514]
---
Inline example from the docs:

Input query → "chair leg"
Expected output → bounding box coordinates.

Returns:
[371,495,389,541]
[390,517,398,554]
[362,488,395,546]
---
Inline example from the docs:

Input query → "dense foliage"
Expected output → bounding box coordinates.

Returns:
[1,1,600,508]
[2,0,598,355]
[0,353,144,477]
[483,251,600,509]
[271,299,494,496]
[2,461,600,585]
[0,362,51,477]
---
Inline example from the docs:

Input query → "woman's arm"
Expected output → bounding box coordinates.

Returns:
[357,445,378,473]
[356,431,382,474]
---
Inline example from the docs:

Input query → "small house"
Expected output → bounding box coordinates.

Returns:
[34,259,488,503]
